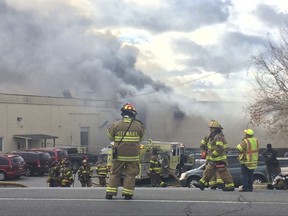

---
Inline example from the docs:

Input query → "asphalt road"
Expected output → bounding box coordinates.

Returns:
[1,175,288,216]
[0,187,288,216]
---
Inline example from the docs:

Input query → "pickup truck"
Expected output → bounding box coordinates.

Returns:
[59,147,98,171]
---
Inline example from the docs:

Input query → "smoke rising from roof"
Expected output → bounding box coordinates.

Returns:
[0,1,171,104]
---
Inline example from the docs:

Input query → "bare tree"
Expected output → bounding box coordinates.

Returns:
[248,27,288,135]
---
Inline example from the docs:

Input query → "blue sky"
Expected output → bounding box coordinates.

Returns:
[0,0,287,106]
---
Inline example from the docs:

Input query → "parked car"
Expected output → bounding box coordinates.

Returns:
[277,157,288,176]
[179,154,268,188]
[59,146,98,171]
[0,154,27,181]
[28,148,68,163]
[10,151,52,176]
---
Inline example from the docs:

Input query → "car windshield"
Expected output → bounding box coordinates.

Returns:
[57,150,68,158]
[40,153,51,160]
[46,151,55,157]
[12,156,25,164]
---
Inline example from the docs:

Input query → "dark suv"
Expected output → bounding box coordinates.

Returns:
[10,151,52,176]
[0,154,27,181]
[29,148,68,163]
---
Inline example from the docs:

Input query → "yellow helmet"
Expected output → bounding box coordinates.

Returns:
[208,120,223,129]
[244,129,254,136]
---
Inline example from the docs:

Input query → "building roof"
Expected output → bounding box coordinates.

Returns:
[13,134,58,140]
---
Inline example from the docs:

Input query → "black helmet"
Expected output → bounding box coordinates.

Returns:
[121,103,137,117]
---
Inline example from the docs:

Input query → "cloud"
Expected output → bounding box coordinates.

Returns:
[255,3,288,27]
[172,31,265,74]
[88,0,232,33]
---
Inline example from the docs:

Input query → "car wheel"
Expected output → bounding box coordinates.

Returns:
[253,175,265,184]
[0,171,6,181]
[187,176,200,188]
[26,167,32,177]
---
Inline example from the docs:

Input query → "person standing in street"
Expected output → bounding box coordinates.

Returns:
[236,129,259,192]
[77,159,93,187]
[96,159,109,187]
[60,159,74,187]
[261,143,281,183]
[46,161,61,187]
[193,120,235,191]
[105,103,145,200]
[148,149,166,187]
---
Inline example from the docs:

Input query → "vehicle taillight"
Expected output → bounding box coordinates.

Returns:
[37,160,41,167]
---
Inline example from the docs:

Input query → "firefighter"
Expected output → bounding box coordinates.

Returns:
[46,161,61,187]
[193,120,235,191]
[199,138,224,190]
[96,159,108,187]
[236,129,259,192]
[77,159,93,187]
[105,103,145,200]
[148,149,166,187]
[60,158,74,187]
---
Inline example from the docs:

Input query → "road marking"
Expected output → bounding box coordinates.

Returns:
[0,198,287,205]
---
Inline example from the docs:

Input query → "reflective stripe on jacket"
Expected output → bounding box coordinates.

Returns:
[204,133,228,163]
[149,156,162,174]
[236,137,259,169]
[107,116,145,161]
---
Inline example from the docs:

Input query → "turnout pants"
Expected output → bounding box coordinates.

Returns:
[106,160,139,197]
[200,162,234,188]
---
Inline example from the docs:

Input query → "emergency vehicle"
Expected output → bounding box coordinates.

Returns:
[100,139,185,181]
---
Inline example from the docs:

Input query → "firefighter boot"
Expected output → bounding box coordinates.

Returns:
[124,195,132,200]
[222,187,235,191]
[210,185,217,190]
[193,182,205,191]
[105,195,113,200]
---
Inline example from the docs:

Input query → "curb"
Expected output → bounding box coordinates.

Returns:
[0,182,27,187]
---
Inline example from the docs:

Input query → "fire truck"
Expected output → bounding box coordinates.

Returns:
[100,139,185,181]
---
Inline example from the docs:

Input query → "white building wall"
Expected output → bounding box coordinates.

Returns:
[0,94,117,153]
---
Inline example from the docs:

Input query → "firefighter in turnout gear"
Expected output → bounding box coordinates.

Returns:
[199,136,224,190]
[77,159,93,187]
[60,158,74,187]
[105,103,145,200]
[193,120,235,191]
[148,149,167,187]
[96,160,109,187]
[237,129,259,192]
[46,161,61,187]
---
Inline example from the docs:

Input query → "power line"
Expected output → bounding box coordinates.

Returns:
[120,72,219,98]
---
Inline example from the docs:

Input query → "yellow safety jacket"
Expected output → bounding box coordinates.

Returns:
[149,155,162,174]
[201,133,228,163]
[236,137,259,170]
[107,117,145,162]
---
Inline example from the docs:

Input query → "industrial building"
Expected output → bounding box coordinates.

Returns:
[0,93,287,155]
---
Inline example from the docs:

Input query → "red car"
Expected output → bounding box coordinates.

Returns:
[0,154,27,181]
